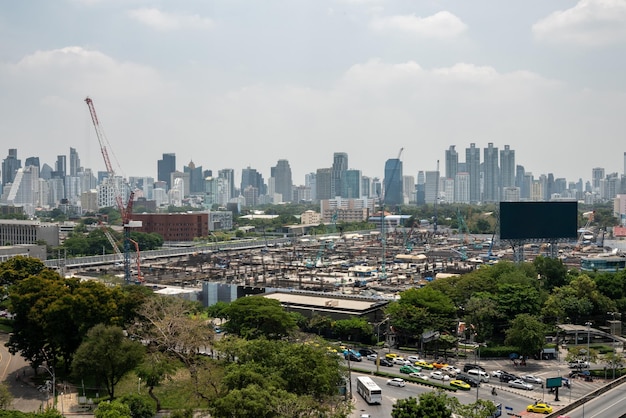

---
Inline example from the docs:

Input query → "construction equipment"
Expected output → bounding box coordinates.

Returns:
[85,97,142,284]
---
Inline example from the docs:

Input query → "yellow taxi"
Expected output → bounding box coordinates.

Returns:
[526,403,553,414]
[432,361,449,369]
[449,380,471,391]
[414,360,434,370]
[385,353,398,360]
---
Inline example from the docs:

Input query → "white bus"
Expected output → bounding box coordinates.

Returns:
[356,376,382,404]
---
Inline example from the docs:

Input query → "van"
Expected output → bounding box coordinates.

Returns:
[467,369,490,383]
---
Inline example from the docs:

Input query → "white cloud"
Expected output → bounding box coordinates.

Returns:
[370,11,467,39]
[533,0,626,46]
[127,8,214,31]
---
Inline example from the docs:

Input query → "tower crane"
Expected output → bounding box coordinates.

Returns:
[85,97,142,284]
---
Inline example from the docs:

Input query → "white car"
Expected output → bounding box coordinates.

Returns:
[491,370,505,378]
[521,375,543,384]
[366,354,378,361]
[387,378,406,387]
[407,355,421,363]
[409,372,429,380]
[442,365,460,376]
[393,357,411,365]
[429,371,451,381]
[508,379,534,390]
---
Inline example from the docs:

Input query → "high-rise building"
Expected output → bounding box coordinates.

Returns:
[25,157,40,171]
[55,155,67,178]
[445,145,458,180]
[403,175,415,203]
[383,158,403,206]
[592,167,605,192]
[424,170,439,204]
[483,143,499,203]
[271,159,293,203]
[455,172,470,203]
[305,173,317,202]
[69,147,81,176]
[241,167,265,196]
[331,152,348,198]
[157,153,176,190]
[2,149,21,186]
[218,168,236,199]
[344,169,361,199]
[184,161,204,194]
[316,168,332,201]
[500,145,515,191]
[466,143,480,203]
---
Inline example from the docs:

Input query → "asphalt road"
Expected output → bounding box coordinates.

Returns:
[347,349,610,418]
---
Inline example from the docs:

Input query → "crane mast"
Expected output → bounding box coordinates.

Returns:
[85,97,139,284]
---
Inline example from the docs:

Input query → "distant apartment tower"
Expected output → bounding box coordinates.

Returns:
[55,155,67,179]
[403,175,415,203]
[455,172,470,203]
[2,149,21,187]
[271,159,293,203]
[483,143,499,203]
[305,173,317,202]
[383,159,403,206]
[241,167,265,196]
[424,170,439,204]
[184,161,204,194]
[445,145,459,180]
[316,168,332,201]
[592,167,605,192]
[331,152,348,198]
[218,168,236,199]
[466,143,481,203]
[500,145,515,195]
[157,153,176,190]
[69,147,81,176]
[344,169,361,199]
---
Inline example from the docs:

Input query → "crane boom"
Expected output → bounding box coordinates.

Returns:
[85,96,140,284]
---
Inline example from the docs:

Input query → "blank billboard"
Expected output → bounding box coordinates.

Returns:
[499,201,578,240]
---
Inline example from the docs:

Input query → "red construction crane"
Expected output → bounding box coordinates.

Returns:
[85,97,141,284]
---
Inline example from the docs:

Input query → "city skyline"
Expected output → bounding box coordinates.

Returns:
[1,1,625,184]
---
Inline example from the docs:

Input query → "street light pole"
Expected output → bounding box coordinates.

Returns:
[585,321,592,364]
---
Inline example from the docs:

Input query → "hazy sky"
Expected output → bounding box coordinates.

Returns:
[1,0,625,186]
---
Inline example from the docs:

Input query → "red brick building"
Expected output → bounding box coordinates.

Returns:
[133,213,208,241]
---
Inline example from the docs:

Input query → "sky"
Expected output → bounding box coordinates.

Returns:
[1,0,625,187]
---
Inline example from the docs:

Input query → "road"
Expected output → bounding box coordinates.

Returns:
[347,352,610,418]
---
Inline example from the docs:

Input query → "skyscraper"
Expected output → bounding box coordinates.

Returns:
[483,143,499,202]
[2,149,21,186]
[184,161,204,194]
[331,152,348,198]
[218,168,236,199]
[445,145,458,180]
[241,166,265,196]
[69,147,81,176]
[271,159,293,202]
[157,153,176,190]
[466,143,481,203]
[383,158,403,206]
[344,169,361,198]
[316,168,332,201]
[500,145,515,190]
[592,167,605,192]
[55,155,67,178]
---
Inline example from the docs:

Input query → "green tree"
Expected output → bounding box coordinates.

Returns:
[392,391,453,418]
[452,399,497,418]
[72,324,145,399]
[135,352,177,411]
[504,314,547,358]
[332,317,373,343]
[118,394,156,418]
[0,256,48,285]
[223,296,297,340]
[391,396,420,417]
[129,295,214,400]
[94,400,132,418]
[0,383,14,409]
[534,256,569,291]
